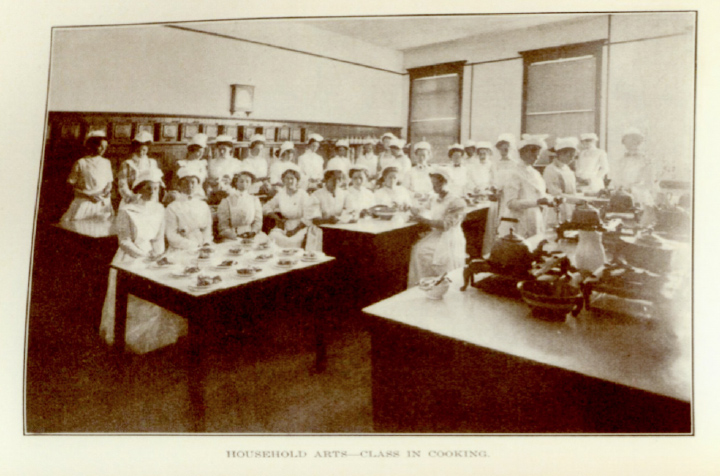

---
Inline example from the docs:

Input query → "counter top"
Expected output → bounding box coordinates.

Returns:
[364,268,691,403]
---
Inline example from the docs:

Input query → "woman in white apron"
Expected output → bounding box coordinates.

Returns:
[117,131,160,209]
[575,132,609,193]
[611,128,657,226]
[100,168,187,354]
[165,167,213,251]
[543,137,579,227]
[374,166,412,210]
[355,138,379,183]
[165,133,208,204]
[298,133,325,190]
[403,141,434,207]
[217,167,264,241]
[326,139,352,177]
[206,134,241,205]
[467,141,496,191]
[269,141,300,186]
[306,165,348,251]
[263,164,313,249]
[60,131,114,222]
[344,165,376,215]
[408,167,467,287]
[499,136,553,238]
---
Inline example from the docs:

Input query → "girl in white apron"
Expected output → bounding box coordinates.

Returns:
[263,164,313,249]
[344,165,376,216]
[117,131,160,209]
[217,168,265,241]
[374,166,412,210]
[408,167,467,287]
[165,168,213,251]
[100,168,187,354]
[206,134,241,205]
[60,131,114,222]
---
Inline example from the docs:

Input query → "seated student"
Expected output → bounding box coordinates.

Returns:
[408,167,467,287]
[543,137,579,225]
[576,132,609,193]
[298,133,325,190]
[263,164,313,249]
[403,141,435,206]
[117,130,161,210]
[269,141,298,186]
[60,130,114,222]
[100,168,187,354]
[326,139,352,177]
[355,137,379,181]
[374,165,412,210]
[467,141,496,192]
[445,143,469,197]
[217,167,264,241]
[309,165,348,225]
[165,133,208,204]
[206,134,241,205]
[165,167,213,251]
[344,165,376,216]
[499,135,553,238]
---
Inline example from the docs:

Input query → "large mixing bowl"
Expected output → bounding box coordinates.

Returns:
[518,280,583,322]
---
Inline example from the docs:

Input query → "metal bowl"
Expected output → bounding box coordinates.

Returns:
[518,280,583,322]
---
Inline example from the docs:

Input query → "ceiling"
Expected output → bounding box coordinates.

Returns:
[302,14,591,50]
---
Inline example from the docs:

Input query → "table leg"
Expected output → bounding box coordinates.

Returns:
[113,270,129,364]
[186,315,207,432]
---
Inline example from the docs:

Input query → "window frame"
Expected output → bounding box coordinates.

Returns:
[520,40,605,140]
[407,61,466,149]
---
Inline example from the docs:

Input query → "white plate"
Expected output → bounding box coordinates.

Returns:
[213,261,237,270]
[279,248,302,257]
[227,248,246,256]
[235,269,259,279]
[301,253,323,262]
[254,255,274,263]
[274,261,296,270]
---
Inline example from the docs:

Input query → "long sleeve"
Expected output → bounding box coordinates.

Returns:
[116,211,146,258]
[200,206,213,244]
[165,205,198,250]
[151,212,166,256]
[251,197,263,233]
[216,197,235,240]
[117,161,135,202]
[543,165,564,196]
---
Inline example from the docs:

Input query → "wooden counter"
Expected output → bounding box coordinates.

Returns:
[363,268,691,433]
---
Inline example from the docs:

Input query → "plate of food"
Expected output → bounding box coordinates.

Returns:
[198,248,213,260]
[171,265,201,278]
[279,248,301,257]
[255,241,271,251]
[213,259,237,270]
[301,251,323,262]
[150,256,174,268]
[254,253,274,262]
[274,258,297,269]
[228,247,246,256]
[188,274,222,292]
[235,266,262,279]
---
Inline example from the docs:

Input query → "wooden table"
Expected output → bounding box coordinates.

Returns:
[363,268,691,433]
[321,203,491,308]
[111,242,335,431]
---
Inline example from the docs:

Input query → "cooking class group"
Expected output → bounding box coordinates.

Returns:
[60,126,686,352]
[31,13,693,434]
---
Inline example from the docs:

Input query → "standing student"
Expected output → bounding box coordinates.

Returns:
[377,132,397,172]
[386,138,412,179]
[100,168,187,354]
[244,134,270,182]
[500,136,553,238]
[60,130,114,222]
[263,164,313,249]
[165,167,213,251]
[216,167,264,241]
[344,165,376,215]
[326,139,352,176]
[408,167,467,287]
[445,143,469,196]
[166,133,208,203]
[611,128,656,222]
[463,140,478,168]
[403,141,434,205]
[206,134,241,205]
[575,132,609,193]
[543,137,579,225]
[467,141,496,192]
[269,141,298,186]
[355,137,379,181]
[117,130,160,209]
[298,133,325,190]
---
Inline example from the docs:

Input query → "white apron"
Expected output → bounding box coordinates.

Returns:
[165,197,213,251]
[61,155,114,222]
[408,194,467,287]
[263,188,312,249]
[217,190,264,240]
[499,164,548,238]
[100,201,187,354]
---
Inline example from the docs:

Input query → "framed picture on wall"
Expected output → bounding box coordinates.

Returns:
[223,125,238,141]
[204,124,218,139]
[112,123,132,141]
[136,123,154,138]
[264,127,277,143]
[291,127,303,142]
[60,122,82,141]
[161,123,179,141]
[182,123,200,139]
[278,126,290,142]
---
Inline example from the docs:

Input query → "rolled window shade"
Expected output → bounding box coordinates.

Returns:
[526,56,596,113]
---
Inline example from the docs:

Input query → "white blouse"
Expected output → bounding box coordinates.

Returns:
[344,186,376,213]
[298,151,325,182]
[263,188,313,230]
[374,185,412,209]
[217,190,263,239]
[165,197,213,250]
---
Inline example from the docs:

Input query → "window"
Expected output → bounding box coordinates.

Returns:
[408,61,465,160]
[521,41,604,151]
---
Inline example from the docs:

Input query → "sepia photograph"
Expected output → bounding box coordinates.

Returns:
[1,1,717,475]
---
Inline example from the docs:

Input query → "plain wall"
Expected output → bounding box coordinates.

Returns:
[49,25,406,128]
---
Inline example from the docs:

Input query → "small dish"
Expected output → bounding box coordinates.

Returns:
[274,258,296,269]
[236,266,262,278]
[213,259,237,270]
[279,248,301,256]
[228,247,245,256]
[301,251,323,262]
[254,253,274,262]
[171,265,201,278]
